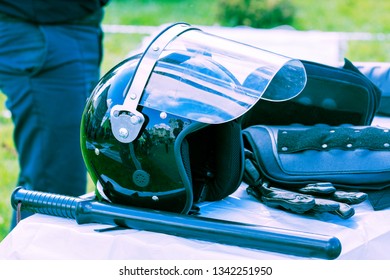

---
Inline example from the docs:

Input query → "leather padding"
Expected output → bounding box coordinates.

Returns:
[242,124,390,190]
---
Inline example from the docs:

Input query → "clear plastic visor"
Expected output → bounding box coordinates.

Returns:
[139,26,307,124]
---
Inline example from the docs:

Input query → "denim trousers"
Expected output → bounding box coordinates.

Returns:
[0,18,102,224]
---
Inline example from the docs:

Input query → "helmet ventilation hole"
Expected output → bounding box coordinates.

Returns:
[132,170,150,187]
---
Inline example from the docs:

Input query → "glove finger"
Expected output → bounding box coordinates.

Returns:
[332,202,355,219]
[312,198,355,219]
[259,183,315,214]
[312,198,340,213]
[244,158,262,186]
[331,191,368,204]
[298,182,336,195]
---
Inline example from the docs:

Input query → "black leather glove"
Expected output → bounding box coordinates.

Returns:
[247,181,367,219]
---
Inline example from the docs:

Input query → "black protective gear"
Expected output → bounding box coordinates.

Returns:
[247,180,367,219]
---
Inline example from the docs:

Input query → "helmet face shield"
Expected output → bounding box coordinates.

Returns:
[138,24,307,124]
[109,23,306,144]
[81,22,307,214]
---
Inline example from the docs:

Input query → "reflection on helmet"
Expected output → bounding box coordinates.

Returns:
[80,22,306,214]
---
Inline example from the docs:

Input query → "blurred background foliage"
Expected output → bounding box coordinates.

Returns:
[1,0,389,241]
[216,0,296,28]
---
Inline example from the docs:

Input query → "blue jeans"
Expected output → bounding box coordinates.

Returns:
[0,18,103,224]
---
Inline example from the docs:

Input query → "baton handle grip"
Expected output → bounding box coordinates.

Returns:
[11,187,81,220]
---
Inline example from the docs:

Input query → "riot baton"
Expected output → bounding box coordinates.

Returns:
[11,187,342,259]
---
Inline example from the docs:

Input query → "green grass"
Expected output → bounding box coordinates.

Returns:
[1,0,389,242]
[0,119,17,239]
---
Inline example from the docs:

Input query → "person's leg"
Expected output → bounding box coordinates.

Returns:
[0,20,102,228]
[0,19,49,226]
[24,24,103,196]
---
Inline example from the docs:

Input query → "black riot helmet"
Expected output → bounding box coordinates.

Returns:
[80,22,306,214]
